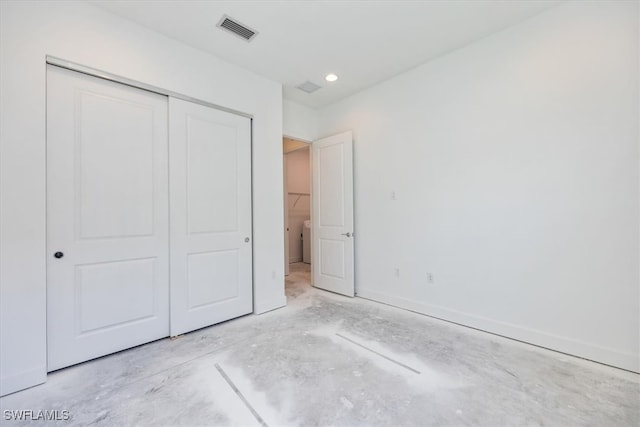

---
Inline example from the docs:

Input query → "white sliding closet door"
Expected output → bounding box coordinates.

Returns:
[169,98,253,336]
[47,65,170,371]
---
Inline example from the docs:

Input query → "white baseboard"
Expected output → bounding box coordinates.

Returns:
[0,366,46,397]
[357,288,639,373]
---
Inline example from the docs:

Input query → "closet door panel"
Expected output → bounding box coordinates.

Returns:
[46,65,169,371]
[169,98,252,336]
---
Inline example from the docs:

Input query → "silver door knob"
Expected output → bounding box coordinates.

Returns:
[341,232,351,237]
[244,237,250,243]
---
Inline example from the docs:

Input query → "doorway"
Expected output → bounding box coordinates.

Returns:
[282,131,355,298]
[283,137,312,278]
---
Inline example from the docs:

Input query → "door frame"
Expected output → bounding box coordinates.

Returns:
[282,136,313,278]
[283,153,289,276]
[282,132,355,295]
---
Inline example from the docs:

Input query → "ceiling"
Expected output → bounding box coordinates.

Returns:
[283,137,310,154]
[89,1,561,109]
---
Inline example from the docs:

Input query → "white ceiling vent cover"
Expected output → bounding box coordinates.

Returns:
[217,15,258,42]
[296,81,322,94]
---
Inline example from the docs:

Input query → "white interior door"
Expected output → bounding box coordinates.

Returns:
[312,131,354,296]
[47,65,170,371]
[169,97,253,336]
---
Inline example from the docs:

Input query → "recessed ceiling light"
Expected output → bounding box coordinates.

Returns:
[325,73,338,82]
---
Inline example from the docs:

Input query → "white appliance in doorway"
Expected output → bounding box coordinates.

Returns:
[46,65,253,371]
[302,220,311,264]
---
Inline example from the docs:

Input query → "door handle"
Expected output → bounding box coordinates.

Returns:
[341,232,351,238]
[54,251,64,259]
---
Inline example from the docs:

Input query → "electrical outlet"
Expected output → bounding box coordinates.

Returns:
[391,190,397,200]
[394,268,400,278]
[427,273,434,284]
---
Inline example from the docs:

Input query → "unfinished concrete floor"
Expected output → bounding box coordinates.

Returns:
[1,262,638,426]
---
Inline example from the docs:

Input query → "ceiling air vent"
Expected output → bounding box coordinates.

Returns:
[296,81,322,94]
[217,15,258,42]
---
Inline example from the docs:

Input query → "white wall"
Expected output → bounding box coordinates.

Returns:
[283,99,318,142]
[286,148,311,262]
[0,0,285,396]
[317,1,639,372]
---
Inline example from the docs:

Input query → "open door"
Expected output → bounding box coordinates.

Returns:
[312,131,354,296]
